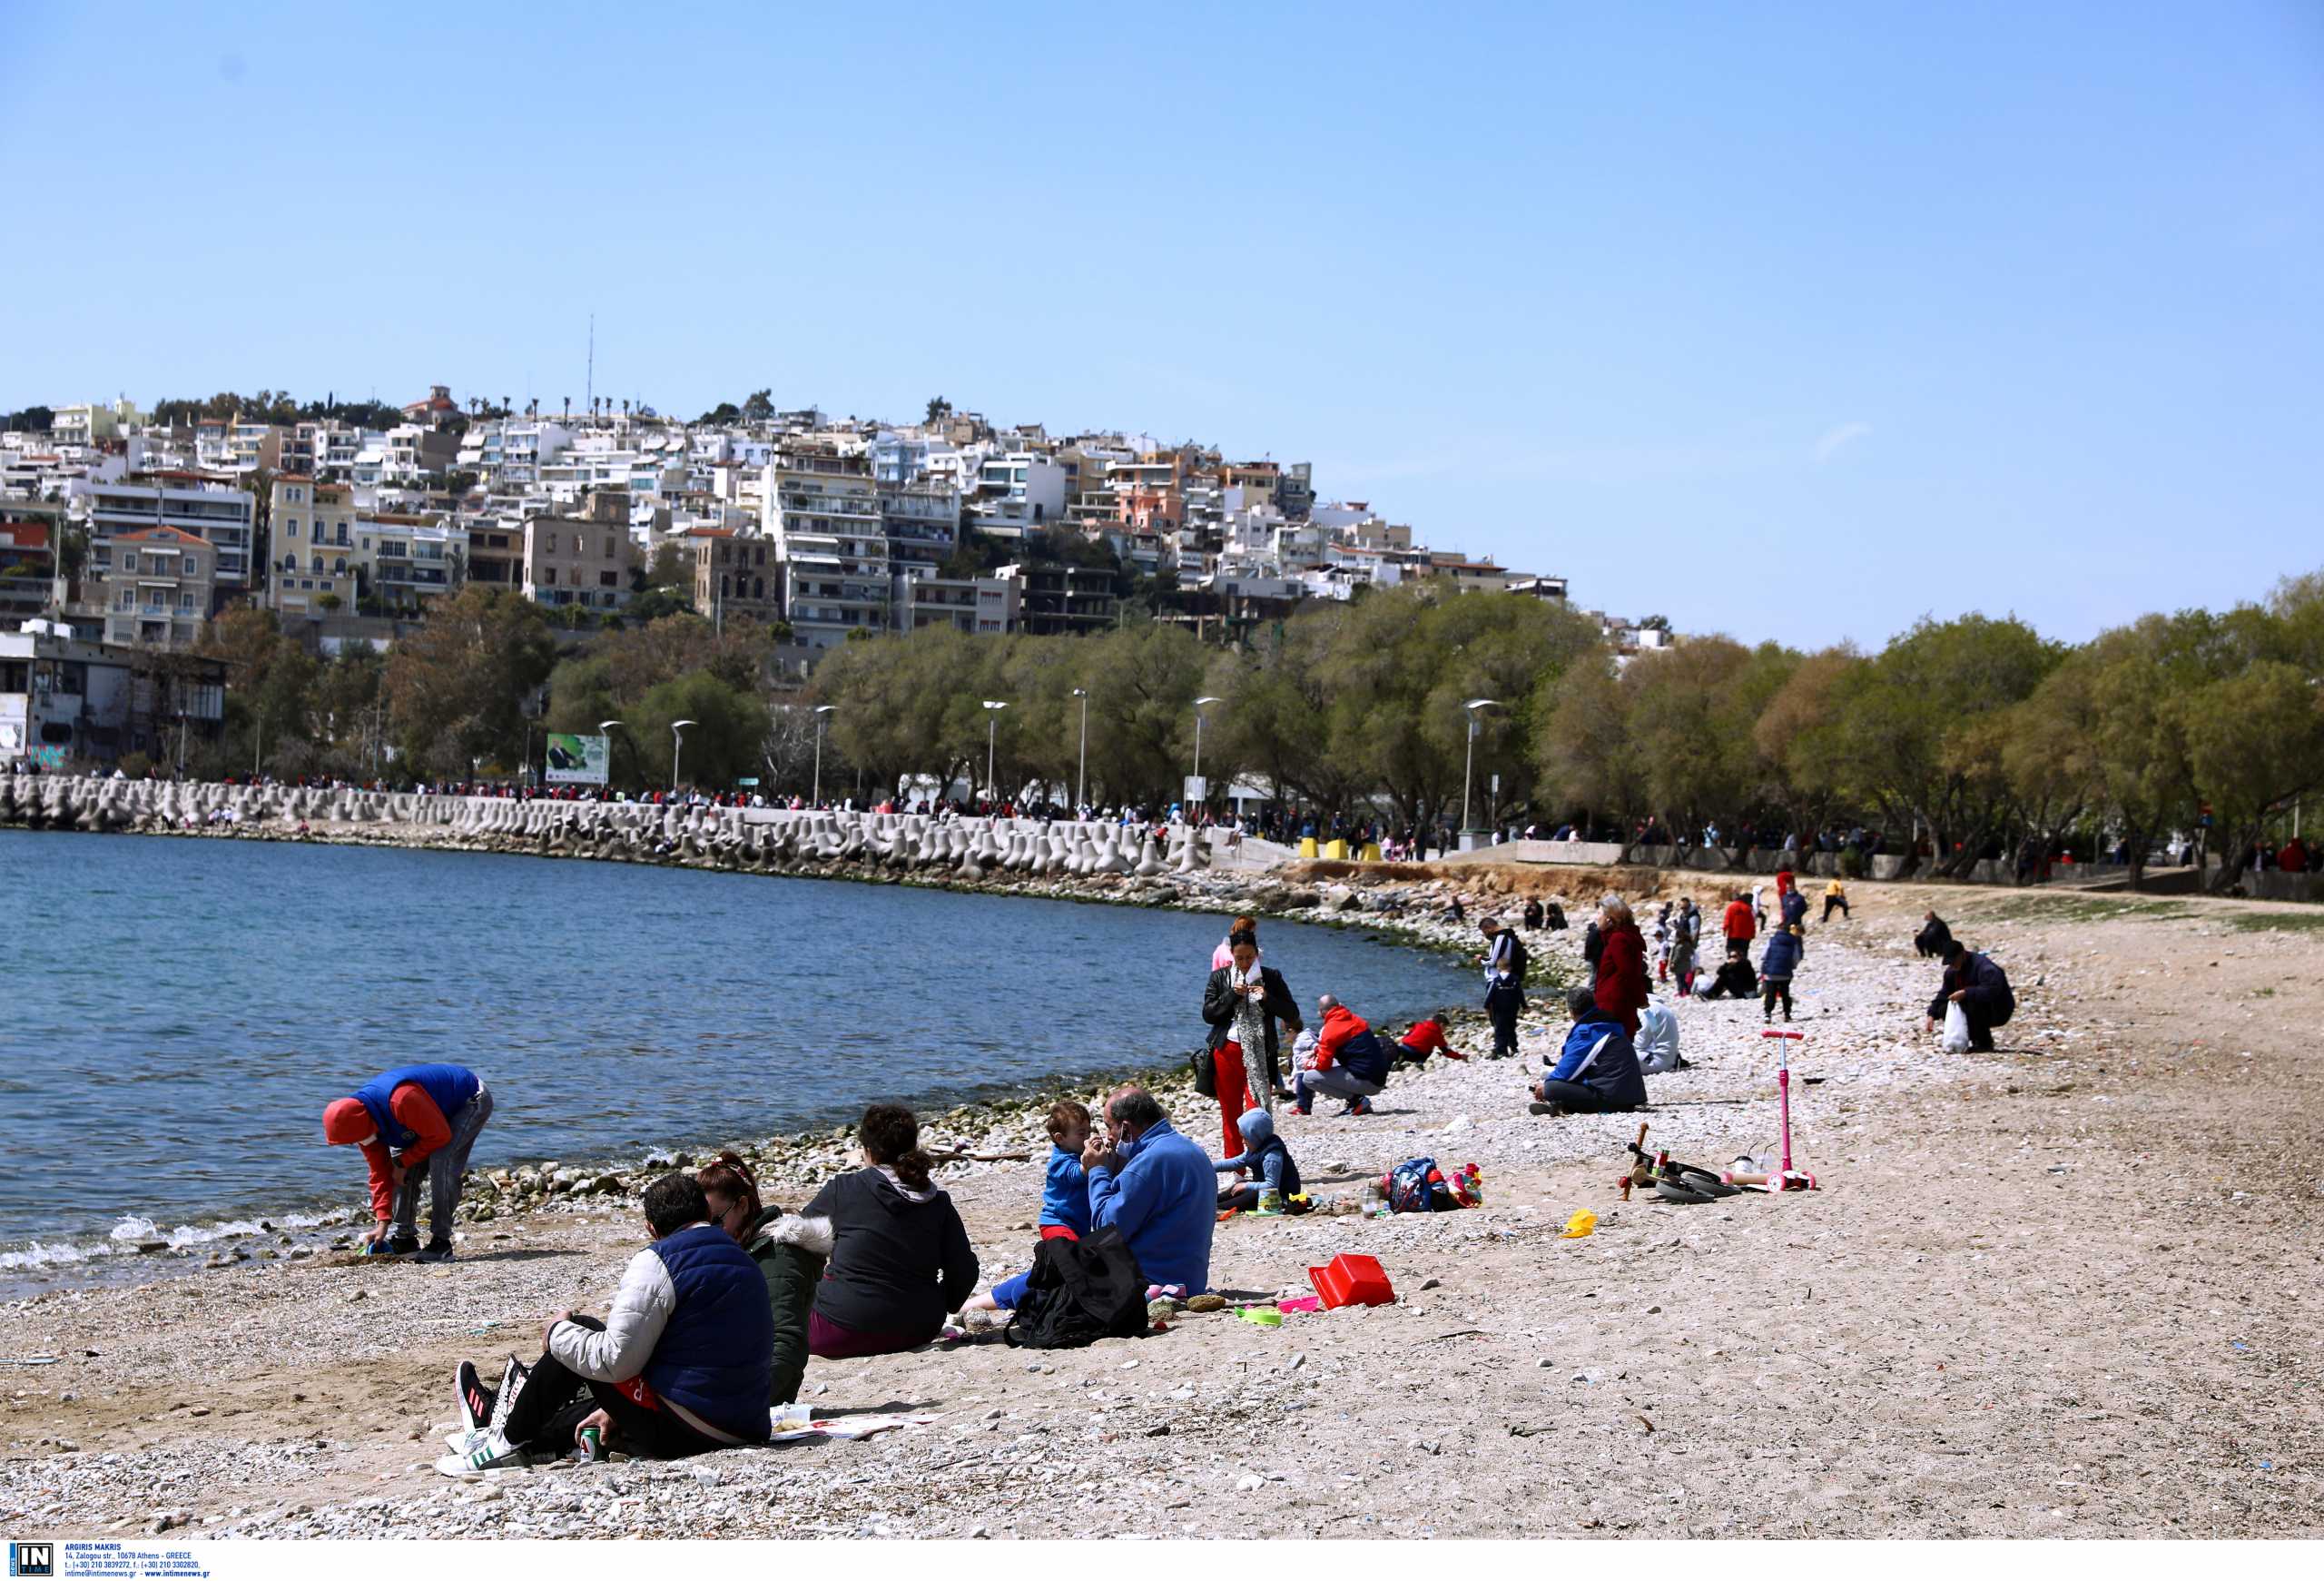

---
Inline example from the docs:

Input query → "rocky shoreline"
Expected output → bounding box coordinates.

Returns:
[4,873,2320,1537]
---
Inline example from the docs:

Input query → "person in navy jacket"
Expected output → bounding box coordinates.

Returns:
[1528,990,1649,1116]
[321,1062,492,1261]
[447,1173,773,1470]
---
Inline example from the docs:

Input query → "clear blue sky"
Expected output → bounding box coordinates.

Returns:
[5,2,2319,648]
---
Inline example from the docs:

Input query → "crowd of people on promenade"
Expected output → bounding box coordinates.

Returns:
[312,873,2018,1473]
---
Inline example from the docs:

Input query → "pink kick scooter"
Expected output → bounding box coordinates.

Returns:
[1725,1029,1819,1192]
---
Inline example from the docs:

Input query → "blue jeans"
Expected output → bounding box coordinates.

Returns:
[990,1270,1033,1309]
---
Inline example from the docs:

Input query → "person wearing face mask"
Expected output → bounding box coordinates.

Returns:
[321,1062,492,1262]
[1200,929,1303,1151]
[1083,1086,1215,1296]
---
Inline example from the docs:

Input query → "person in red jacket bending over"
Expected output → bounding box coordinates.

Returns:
[322,1062,494,1262]
[1392,1015,1468,1069]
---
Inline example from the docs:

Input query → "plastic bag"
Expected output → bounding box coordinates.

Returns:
[1940,1001,1972,1054]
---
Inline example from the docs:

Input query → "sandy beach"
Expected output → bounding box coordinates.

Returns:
[2,870,2319,1539]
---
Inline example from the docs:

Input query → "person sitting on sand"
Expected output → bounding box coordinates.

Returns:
[1634,1000,1684,1074]
[1392,1014,1467,1068]
[966,1086,1216,1315]
[1528,989,1648,1117]
[955,1103,1096,1326]
[1522,896,1545,931]
[1211,1107,1303,1212]
[1087,1086,1215,1295]
[321,1062,492,1262]
[446,1172,772,1471]
[697,1154,828,1409]
[1698,940,1760,1001]
[1915,910,1953,958]
[802,1104,979,1359]
[1925,940,2016,1052]
[1294,993,1391,1115]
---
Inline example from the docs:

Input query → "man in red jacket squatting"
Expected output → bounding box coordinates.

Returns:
[322,1062,494,1262]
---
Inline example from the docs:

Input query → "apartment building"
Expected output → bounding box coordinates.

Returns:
[0,502,62,627]
[769,443,888,647]
[464,519,525,588]
[889,564,1023,634]
[269,477,359,617]
[880,479,958,570]
[362,515,462,612]
[1,620,225,768]
[522,495,638,612]
[99,527,216,649]
[84,473,255,603]
[1017,564,1118,636]
[684,529,783,628]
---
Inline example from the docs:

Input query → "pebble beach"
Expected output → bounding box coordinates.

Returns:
[3,841,2319,1539]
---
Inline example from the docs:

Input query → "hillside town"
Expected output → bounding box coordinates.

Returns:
[0,387,1683,771]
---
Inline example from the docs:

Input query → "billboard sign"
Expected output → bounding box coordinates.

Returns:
[545,732,610,786]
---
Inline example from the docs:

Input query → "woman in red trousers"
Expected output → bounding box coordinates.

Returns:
[1199,928,1303,1153]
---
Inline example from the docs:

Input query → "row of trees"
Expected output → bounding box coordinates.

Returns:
[165,570,2322,892]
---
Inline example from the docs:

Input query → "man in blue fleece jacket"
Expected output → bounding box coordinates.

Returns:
[1528,988,1649,1116]
[1084,1086,1215,1295]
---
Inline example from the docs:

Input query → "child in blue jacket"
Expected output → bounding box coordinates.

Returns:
[1758,924,1805,1023]
[1037,1101,1092,1240]
[1212,1106,1304,1211]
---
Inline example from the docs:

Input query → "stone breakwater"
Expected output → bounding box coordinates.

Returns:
[0,773,1273,880]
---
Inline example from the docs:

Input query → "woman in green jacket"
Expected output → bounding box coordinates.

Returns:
[699,1153,832,1407]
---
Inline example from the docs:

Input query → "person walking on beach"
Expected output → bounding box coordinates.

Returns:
[1669,895,1701,996]
[444,1172,772,1471]
[1202,929,1303,1151]
[1758,922,1804,1023]
[1721,890,1757,956]
[1592,894,1649,1036]
[1822,878,1851,922]
[322,1062,492,1262]
[1479,915,1527,1058]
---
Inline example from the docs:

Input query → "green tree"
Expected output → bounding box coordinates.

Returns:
[742,389,775,424]
[629,671,771,792]
[381,587,556,778]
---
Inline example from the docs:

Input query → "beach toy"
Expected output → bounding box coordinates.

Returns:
[1307,1253,1395,1309]
[1560,1210,1598,1239]
[1275,1295,1323,1315]
[1239,1304,1285,1327]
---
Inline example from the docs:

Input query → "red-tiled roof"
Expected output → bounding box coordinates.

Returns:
[115,526,209,546]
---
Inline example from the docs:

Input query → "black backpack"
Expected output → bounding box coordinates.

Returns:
[1003,1226,1150,1349]
[1502,931,1530,984]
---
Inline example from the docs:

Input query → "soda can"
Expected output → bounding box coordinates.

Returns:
[578,1425,604,1462]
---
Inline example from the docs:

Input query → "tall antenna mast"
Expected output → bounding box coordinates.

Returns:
[586,312,595,416]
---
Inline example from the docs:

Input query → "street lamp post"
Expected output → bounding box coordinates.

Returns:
[980,700,1008,804]
[599,719,625,797]
[670,718,696,798]
[1461,697,1502,850]
[1191,696,1222,816]
[1071,687,1089,813]
[812,705,834,805]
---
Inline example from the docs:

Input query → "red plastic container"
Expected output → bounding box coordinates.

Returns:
[1307,1253,1395,1309]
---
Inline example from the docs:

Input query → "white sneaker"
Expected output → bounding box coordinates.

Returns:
[436,1428,526,1475]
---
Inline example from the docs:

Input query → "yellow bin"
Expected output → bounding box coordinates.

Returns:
[1298,837,1318,858]
[1360,842,1383,862]
[1322,838,1348,860]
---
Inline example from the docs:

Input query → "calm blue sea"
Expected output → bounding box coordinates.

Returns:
[0,829,1470,1287]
